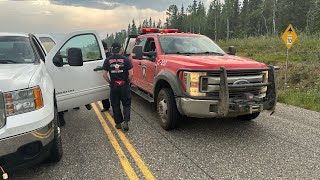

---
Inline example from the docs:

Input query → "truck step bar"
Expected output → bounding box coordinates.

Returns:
[131,86,154,103]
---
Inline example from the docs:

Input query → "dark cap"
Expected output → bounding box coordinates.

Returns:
[111,42,121,50]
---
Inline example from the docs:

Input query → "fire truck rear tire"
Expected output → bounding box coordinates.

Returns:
[238,112,260,121]
[157,88,180,130]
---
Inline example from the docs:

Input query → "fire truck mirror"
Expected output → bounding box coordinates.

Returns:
[132,45,143,60]
[227,46,236,55]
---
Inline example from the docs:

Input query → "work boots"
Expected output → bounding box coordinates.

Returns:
[115,124,122,129]
[121,121,129,131]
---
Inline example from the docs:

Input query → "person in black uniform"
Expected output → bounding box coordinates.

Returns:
[102,42,133,130]
[101,41,111,112]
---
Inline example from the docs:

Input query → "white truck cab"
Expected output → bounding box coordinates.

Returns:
[0,31,109,170]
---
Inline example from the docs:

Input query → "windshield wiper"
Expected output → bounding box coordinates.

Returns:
[197,51,225,56]
[0,60,17,64]
[167,52,197,55]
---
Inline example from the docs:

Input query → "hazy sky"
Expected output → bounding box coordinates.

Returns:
[0,0,211,39]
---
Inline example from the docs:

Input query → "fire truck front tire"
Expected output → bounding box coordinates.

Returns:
[157,88,180,130]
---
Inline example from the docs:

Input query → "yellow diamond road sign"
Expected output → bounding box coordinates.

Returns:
[282,24,297,49]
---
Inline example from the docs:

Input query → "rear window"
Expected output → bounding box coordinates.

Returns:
[39,37,55,53]
[0,36,36,64]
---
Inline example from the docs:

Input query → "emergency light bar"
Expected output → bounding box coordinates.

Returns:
[162,29,179,33]
[141,28,160,34]
[140,28,179,34]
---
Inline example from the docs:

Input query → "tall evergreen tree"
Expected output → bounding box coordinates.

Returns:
[277,0,312,32]
[197,1,206,33]
[131,19,138,35]
[149,17,153,27]
[157,19,162,28]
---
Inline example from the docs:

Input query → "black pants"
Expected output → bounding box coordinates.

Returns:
[110,85,131,124]
[102,99,110,110]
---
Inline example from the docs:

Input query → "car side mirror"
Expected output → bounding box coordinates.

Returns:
[149,51,157,57]
[67,48,83,66]
[148,51,157,62]
[227,46,236,55]
[132,45,143,60]
[53,55,64,67]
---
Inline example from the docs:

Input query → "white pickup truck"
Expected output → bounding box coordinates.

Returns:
[0,31,109,170]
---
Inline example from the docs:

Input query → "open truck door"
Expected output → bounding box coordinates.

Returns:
[124,35,138,57]
[45,30,109,112]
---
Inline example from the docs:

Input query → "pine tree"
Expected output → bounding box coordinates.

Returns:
[247,0,264,35]
[127,23,131,35]
[157,19,162,28]
[277,0,312,32]
[197,1,206,33]
[131,19,137,35]
[262,0,274,35]
[138,24,142,33]
[239,0,250,37]
[167,5,179,28]
[149,17,153,27]
[231,0,240,36]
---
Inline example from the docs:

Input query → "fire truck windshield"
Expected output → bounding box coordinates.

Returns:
[159,35,225,55]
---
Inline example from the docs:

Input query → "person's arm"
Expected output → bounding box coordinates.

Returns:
[128,69,133,83]
[102,58,111,84]
[126,57,133,83]
[102,70,111,84]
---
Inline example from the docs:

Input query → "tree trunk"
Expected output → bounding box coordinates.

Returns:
[272,0,276,34]
[215,15,217,41]
[227,18,230,40]
[262,15,269,34]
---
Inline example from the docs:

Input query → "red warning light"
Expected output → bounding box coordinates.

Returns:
[141,28,160,34]
[162,29,179,33]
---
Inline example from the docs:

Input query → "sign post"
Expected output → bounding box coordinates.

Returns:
[282,24,297,84]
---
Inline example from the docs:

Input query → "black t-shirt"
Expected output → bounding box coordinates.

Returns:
[105,51,111,58]
[102,54,133,85]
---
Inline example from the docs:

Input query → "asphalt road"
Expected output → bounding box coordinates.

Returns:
[12,94,320,180]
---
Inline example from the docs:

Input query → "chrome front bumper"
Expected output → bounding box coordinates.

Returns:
[177,98,220,118]
[176,66,278,118]
[0,121,54,157]
[177,97,272,118]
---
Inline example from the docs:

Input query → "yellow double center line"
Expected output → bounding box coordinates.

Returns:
[92,103,156,180]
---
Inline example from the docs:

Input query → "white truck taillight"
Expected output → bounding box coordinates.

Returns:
[0,92,6,129]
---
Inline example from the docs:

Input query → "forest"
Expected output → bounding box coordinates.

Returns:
[103,0,320,45]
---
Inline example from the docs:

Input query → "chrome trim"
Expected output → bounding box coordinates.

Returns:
[177,97,219,118]
[204,75,263,85]
[201,75,264,93]
[0,92,5,129]
[0,121,54,157]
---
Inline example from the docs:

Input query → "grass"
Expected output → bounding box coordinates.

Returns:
[218,34,320,112]
[278,90,320,112]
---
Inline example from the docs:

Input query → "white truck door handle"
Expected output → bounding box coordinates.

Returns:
[94,66,103,71]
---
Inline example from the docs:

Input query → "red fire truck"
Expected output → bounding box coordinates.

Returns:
[124,28,277,130]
